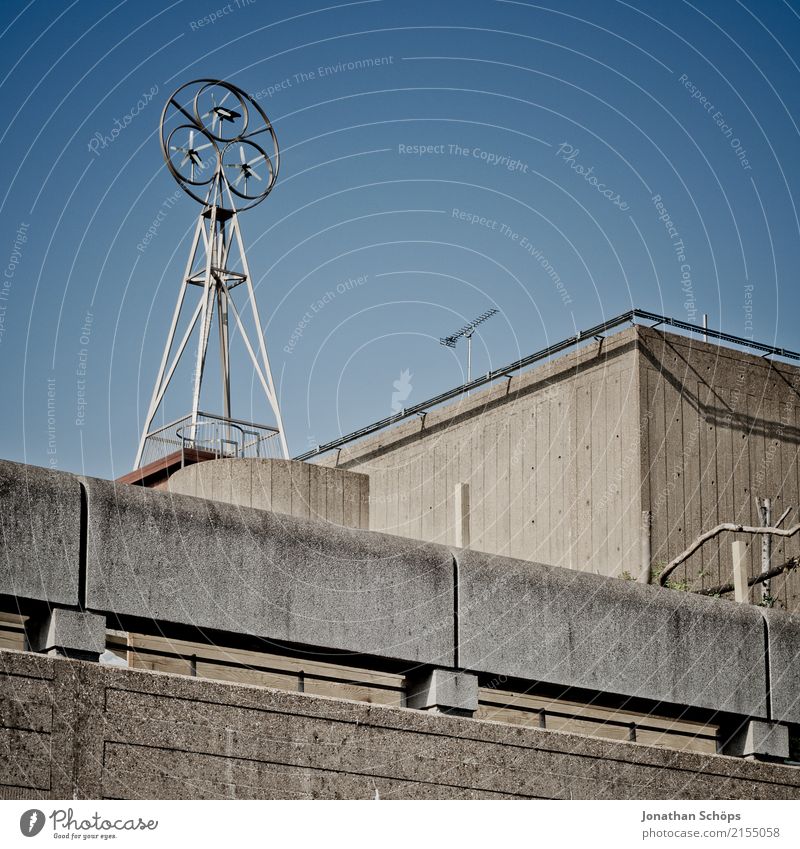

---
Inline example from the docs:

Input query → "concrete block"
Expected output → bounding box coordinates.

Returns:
[456,549,769,718]
[26,607,106,660]
[0,459,81,605]
[168,459,369,529]
[406,668,479,716]
[760,608,800,725]
[83,476,453,666]
[722,720,790,760]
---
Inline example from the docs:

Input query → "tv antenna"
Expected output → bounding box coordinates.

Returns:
[134,78,289,469]
[439,308,499,382]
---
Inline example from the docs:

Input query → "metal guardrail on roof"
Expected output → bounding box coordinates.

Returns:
[293,308,800,462]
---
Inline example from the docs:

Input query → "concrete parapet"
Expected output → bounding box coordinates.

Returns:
[455,549,770,719]
[0,459,81,606]
[83,475,453,666]
[167,458,369,529]
[760,608,800,725]
[2,649,799,800]
[406,668,479,716]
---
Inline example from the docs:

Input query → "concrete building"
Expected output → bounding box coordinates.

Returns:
[0,457,799,799]
[322,324,800,612]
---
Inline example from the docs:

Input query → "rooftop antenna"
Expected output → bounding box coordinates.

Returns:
[134,79,289,469]
[439,308,499,383]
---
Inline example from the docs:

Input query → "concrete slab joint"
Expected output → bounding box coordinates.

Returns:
[406,667,479,717]
[722,720,790,761]
[25,607,106,661]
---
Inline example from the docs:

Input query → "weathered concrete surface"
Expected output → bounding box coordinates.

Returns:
[326,326,800,612]
[168,458,369,529]
[723,720,790,760]
[1,649,797,800]
[83,475,453,666]
[761,609,800,725]
[456,549,770,719]
[25,608,106,660]
[0,459,81,606]
[406,668,479,715]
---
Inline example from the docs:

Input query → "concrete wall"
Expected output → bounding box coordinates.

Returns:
[167,458,369,529]
[1,457,798,729]
[325,326,800,610]
[638,328,800,609]
[1,649,798,800]
[327,329,643,576]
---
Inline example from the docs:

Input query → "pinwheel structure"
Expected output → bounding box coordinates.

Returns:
[135,79,288,469]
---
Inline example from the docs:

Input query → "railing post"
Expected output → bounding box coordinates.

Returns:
[732,540,750,603]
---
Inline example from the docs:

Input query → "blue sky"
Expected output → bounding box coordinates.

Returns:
[1,0,799,478]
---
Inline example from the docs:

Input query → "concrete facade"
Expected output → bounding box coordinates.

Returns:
[1,457,798,732]
[1,649,798,800]
[324,326,800,611]
[167,458,370,529]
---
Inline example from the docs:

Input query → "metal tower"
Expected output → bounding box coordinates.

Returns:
[134,79,289,468]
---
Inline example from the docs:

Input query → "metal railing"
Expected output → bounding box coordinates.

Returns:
[294,308,800,461]
[138,411,281,468]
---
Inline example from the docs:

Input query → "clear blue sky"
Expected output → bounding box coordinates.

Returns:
[1,0,798,478]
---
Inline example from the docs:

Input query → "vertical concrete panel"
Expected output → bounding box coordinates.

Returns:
[509,413,524,559]
[606,370,623,572]
[564,382,579,571]
[698,383,721,587]
[522,409,537,561]
[421,440,434,542]
[681,380,702,585]
[646,364,668,573]
[270,460,292,516]
[483,418,497,555]
[533,399,549,563]
[575,380,593,571]
[619,362,639,568]
[409,454,423,542]
[470,425,485,551]
[590,379,608,574]
[342,464,360,529]
[432,443,447,545]
[327,465,345,527]
[251,458,272,512]
[496,418,510,555]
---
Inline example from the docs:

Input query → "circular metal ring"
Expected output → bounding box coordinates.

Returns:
[221,139,275,203]
[193,81,249,142]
